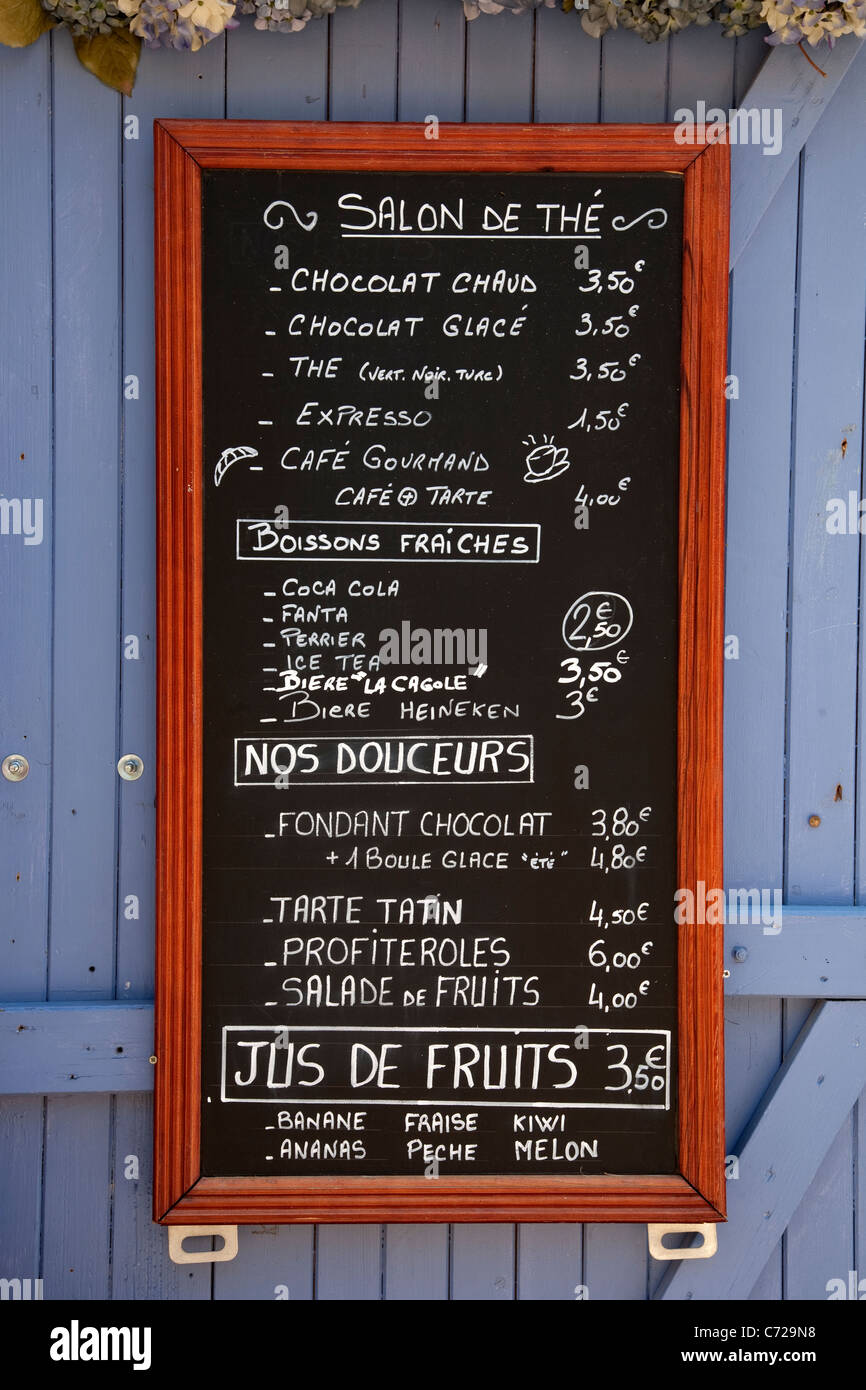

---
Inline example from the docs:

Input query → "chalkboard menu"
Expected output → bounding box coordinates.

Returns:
[154,123,728,1226]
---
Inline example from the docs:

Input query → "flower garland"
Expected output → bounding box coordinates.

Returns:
[0,0,862,94]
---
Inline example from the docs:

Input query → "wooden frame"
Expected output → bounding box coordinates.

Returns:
[154,121,728,1225]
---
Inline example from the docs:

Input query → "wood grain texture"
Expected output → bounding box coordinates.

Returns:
[0,1001,154,1093]
[718,142,799,1306]
[658,1003,866,1300]
[781,54,866,1301]
[117,22,228,1013]
[725,908,866,997]
[729,39,864,269]
[6,15,862,1299]
[153,120,728,1226]
[676,133,728,1220]
[0,41,53,1007]
[49,34,121,1005]
[226,22,328,120]
[383,1223,449,1300]
[534,7,601,124]
[397,0,465,123]
[153,122,205,1223]
[112,1093,212,1299]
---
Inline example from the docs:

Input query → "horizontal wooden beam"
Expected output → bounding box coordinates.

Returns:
[0,1001,154,1094]
[730,39,864,270]
[658,1001,866,1300]
[724,905,866,997]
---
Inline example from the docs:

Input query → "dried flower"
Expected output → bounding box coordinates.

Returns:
[761,0,866,43]
[236,0,360,29]
[575,0,716,40]
[118,0,237,48]
[39,0,130,35]
[713,0,764,32]
[464,0,556,16]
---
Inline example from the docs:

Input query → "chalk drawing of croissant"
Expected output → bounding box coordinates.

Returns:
[214,446,258,487]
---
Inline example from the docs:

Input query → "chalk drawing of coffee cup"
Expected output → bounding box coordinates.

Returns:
[523,434,571,484]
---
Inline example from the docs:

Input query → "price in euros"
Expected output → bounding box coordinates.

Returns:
[604,1042,667,1094]
[591,806,652,837]
[570,354,641,383]
[575,306,640,338]
[568,403,629,433]
[577,269,639,295]
[588,899,650,929]
[587,980,650,1010]
[590,843,649,870]
[588,940,654,969]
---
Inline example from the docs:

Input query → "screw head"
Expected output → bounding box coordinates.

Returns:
[732,946,749,963]
[118,755,144,781]
[808,814,821,828]
[2,754,29,782]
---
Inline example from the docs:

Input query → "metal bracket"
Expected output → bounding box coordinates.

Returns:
[647,1223,718,1261]
[168,1226,239,1265]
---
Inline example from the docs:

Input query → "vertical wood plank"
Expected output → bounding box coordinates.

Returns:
[585,1225,646,1299]
[42,1095,111,1299]
[316,1225,382,1300]
[0,43,52,1289]
[786,1120,855,1298]
[723,163,796,927]
[787,63,866,905]
[600,29,668,123]
[666,23,735,118]
[857,1094,866,1286]
[749,1245,784,1300]
[49,33,121,1002]
[330,0,399,121]
[0,41,53,1006]
[41,32,120,1308]
[451,1224,514,1300]
[112,1094,211,1299]
[226,23,328,119]
[784,56,866,1300]
[214,1225,314,1300]
[383,1224,449,1300]
[116,41,226,1007]
[733,30,767,106]
[719,123,802,1297]
[465,10,533,121]
[518,1224,583,1300]
[0,1098,44,1280]
[720,164,800,1300]
[398,0,465,122]
[534,7,600,122]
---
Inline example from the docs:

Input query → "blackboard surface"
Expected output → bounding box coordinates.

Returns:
[198,168,684,1180]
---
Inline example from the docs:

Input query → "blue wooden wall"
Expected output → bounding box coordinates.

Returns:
[2,1,865,1300]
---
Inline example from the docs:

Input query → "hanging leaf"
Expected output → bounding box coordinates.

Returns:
[0,0,56,47]
[73,27,140,95]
